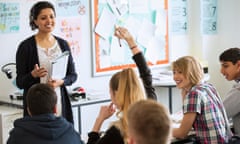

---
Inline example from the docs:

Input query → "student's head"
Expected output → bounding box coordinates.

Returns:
[26,83,57,116]
[219,48,240,81]
[109,68,145,141]
[127,100,172,144]
[109,68,145,109]
[172,56,203,90]
[29,1,56,30]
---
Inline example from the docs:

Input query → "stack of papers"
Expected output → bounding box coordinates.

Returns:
[50,51,69,80]
[152,71,173,81]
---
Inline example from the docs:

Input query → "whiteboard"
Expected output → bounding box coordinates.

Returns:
[90,0,169,76]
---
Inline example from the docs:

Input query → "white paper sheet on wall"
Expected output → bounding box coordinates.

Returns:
[95,7,117,39]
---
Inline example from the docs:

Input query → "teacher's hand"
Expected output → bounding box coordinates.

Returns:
[47,78,64,88]
[31,64,48,78]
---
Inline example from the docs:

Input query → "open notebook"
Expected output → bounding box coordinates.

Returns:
[50,51,69,80]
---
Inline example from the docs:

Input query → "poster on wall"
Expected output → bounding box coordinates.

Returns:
[201,0,217,34]
[0,2,20,33]
[91,0,169,76]
[170,0,188,34]
[55,0,88,64]
[55,0,86,17]
[57,17,82,59]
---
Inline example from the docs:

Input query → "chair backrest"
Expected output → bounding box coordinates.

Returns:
[228,135,240,144]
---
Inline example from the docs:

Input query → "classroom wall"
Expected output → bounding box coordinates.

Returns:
[0,0,35,97]
[0,0,239,107]
[202,0,240,98]
[170,0,240,100]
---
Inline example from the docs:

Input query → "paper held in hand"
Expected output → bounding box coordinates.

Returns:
[50,51,69,80]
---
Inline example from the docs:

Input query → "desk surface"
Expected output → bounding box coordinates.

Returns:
[71,97,111,107]
[0,97,23,108]
[0,96,111,108]
[153,73,210,87]
[153,79,176,86]
[171,111,196,143]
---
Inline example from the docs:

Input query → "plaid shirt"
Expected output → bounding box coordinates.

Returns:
[183,82,231,144]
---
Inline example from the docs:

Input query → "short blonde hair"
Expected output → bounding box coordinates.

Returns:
[127,99,172,144]
[172,56,204,85]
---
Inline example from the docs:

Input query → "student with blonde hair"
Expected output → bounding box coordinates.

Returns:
[127,99,172,144]
[87,68,146,144]
[87,27,157,144]
[172,56,232,143]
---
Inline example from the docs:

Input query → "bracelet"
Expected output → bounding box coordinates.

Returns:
[130,45,137,50]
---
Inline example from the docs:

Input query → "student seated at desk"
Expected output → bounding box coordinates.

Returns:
[171,56,232,144]
[127,99,172,144]
[86,26,157,144]
[219,48,240,136]
[7,83,83,144]
[87,68,146,144]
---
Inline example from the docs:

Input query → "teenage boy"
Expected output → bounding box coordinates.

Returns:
[127,99,172,144]
[219,47,240,136]
[7,83,83,144]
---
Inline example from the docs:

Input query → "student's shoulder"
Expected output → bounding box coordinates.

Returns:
[104,121,122,136]
[225,83,240,99]
[108,125,121,132]
[197,82,216,88]
[233,82,240,90]
[191,82,217,93]
[104,125,124,143]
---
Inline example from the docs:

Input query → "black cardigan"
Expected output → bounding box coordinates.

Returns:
[16,35,77,123]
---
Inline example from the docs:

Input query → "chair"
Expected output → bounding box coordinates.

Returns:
[228,135,240,144]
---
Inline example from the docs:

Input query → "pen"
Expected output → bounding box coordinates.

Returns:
[115,25,121,47]
[118,37,121,47]
[116,7,121,16]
